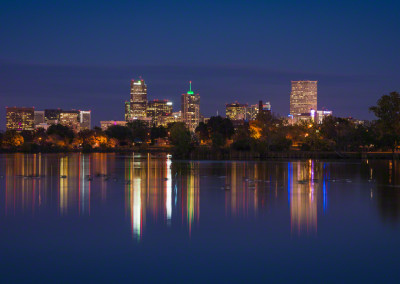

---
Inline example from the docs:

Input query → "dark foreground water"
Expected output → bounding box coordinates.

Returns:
[0,153,400,283]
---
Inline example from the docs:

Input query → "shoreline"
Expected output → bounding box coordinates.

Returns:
[0,148,399,160]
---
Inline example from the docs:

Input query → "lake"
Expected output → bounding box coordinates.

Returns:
[0,153,399,283]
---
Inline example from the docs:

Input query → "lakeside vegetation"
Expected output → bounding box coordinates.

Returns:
[1,92,400,159]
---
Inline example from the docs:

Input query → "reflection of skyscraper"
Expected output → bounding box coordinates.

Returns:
[184,162,200,234]
[166,157,172,224]
[181,81,200,132]
[290,81,317,115]
[125,154,143,240]
[130,79,148,120]
[79,155,91,215]
[289,160,319,236]
[5,154,42,214]
[59,156,69,215]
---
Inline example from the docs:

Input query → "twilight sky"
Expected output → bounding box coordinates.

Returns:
[1,0,399,127]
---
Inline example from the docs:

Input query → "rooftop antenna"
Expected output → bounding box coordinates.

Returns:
[187,81,194,94]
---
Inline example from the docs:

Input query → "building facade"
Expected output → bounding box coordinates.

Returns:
[290,81,317,115]
[59,110,80,132]
[124,101,131,121]
[226,103,248,120]
[44,109,62,125]
[129,79,147,120]
[100,120,127,131]
[246,104,259,121]
[6,107,35,131]
[146,100,173,126]
[34,111,45,126]
[79,110,91,130]
[181,82,200,132]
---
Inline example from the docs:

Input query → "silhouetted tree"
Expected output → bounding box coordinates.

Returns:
[169,123,192,158]
[370,92,400,152]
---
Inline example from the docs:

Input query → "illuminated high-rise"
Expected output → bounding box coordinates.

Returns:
[146,99,173,126]
[181,81,200,132]
[226,103,247,120]
[59,110,80,132]
[130,79,147,120]
[79,110,91,130]
[290,81,317,115]
[6,107,35,131]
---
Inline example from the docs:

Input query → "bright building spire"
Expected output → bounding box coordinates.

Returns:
[187,81,194,94]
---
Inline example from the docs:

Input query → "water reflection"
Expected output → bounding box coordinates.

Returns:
[2,154,400,240]
[289,160,321,236]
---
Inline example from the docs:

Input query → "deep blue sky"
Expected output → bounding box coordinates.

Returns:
[1,0,399,127]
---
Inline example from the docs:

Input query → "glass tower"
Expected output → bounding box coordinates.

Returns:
[290,81,317,115]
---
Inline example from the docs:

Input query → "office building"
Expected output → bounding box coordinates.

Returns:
[34,111,45,126]
[6,107,35,131]
[59,110,80,132]
[124,101,131,121]
[100,120,127,131]
[79,110,91,130]
[246,104,259,121]
[263,101,271,111]
[290,81,317,115]
[181,81,200,132]
[226,103,248,120]
[130,79,147,120]
[316,110,332,124]
[289,109,332,124]
[44,109,62,125]
[146,99,173,125]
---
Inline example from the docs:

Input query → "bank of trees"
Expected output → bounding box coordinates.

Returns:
[0,122,169,152]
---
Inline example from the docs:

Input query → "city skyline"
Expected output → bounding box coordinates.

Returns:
[4,78,327,130]
[1,1,399,129]
[1,65,394,129]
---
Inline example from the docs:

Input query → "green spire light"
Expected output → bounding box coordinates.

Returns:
[187,81,194,94]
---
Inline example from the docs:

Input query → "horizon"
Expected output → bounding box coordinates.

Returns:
[1,0,399,128]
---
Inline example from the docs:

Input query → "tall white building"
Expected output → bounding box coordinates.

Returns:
[79,110,91,130]
[181,81,200,132]
[129,79,147,120]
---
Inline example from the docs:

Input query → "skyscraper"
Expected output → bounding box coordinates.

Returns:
[79,110,91,130]
[6,107,35,131]
[181,81,200,132]
[290,81,317,115]
[59,110,80,132]
[146,99,173,126]
[226,103,248,120]
[130,79,147,120]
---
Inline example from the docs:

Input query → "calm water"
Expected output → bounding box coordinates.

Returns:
[0,153,400,283]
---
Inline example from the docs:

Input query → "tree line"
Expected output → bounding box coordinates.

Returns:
[1,92,399,157]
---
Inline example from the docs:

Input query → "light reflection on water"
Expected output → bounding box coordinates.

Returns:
[2,153,400,239]
[2,153,400,282]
